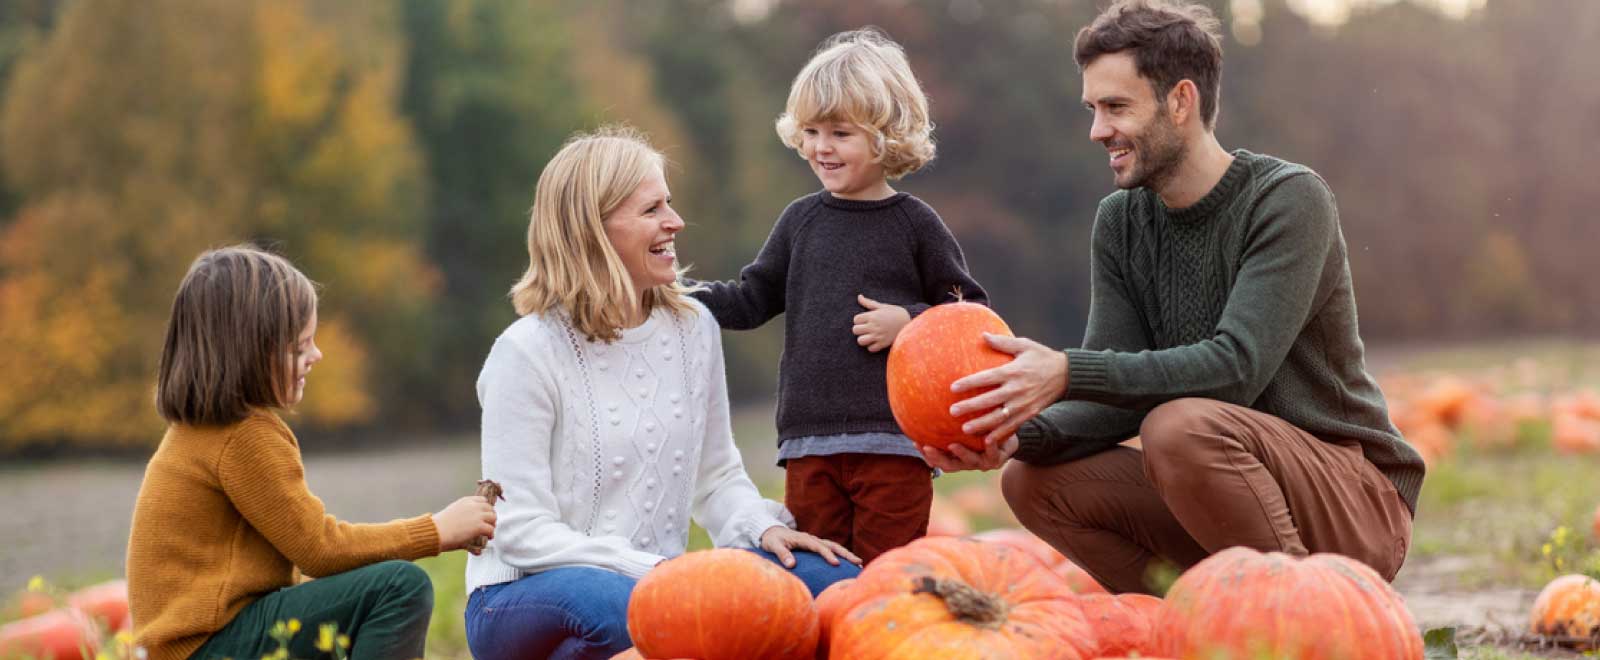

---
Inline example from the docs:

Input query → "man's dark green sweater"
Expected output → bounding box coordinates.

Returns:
[1014,150,1425,514]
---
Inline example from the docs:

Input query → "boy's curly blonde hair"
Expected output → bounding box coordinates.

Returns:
[775,27,935,180]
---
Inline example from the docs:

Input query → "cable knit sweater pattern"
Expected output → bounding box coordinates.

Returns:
[466,299,791,592]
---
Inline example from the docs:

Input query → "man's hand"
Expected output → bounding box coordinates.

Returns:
[949,334,1069,446]
[920,435,1019,473]
[852,295,910,353]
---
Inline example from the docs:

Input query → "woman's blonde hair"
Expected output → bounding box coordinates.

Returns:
[157,245,318,426]
[510,126,695,342]
[775,27,936,180]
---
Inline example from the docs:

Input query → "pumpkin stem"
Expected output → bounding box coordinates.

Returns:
[913,576,1009,629]
[948,285,964,303]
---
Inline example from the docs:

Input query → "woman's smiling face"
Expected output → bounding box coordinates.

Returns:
[603,164,684,301]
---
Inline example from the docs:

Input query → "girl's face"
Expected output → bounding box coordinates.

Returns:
[287,309,322,405]
[603,165,684,304]
[800,120,892,200]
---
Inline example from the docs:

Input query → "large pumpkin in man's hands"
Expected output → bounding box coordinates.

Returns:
[887,301,1013,452]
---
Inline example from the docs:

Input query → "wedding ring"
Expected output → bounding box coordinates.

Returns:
[1000,405,1012,417]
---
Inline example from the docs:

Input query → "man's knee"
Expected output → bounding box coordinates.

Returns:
[1000,460,1046,521]
[1141,398,1226,459]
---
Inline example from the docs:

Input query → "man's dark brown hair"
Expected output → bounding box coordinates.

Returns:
[156,245,317,426]
[1075,0,1225,130]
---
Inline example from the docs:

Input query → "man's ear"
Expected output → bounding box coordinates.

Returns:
[1167,79,1200,127]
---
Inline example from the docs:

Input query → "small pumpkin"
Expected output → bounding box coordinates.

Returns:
[1157,547,1422,659]
[1078,593,1164,657]
[66,579,129,633]
[626,549,818,660]
[1529,573,1600,649]
[1592,503,1600,544]
[886,301,1013,451]
[0,608,101,660]
[813,578,858,659]
[830,536,1097,659]
[970,528,1108,594]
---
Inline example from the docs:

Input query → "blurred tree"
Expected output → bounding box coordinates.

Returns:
[0,0,429,449]
[399,0,592,423]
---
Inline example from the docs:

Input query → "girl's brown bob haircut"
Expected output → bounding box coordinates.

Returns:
[156,245,317,426]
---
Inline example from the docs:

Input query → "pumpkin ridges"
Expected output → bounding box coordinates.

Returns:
[830,537,1096,660]
[1159,548,1422,660]
[1529,574,1600,649]
[886,302,1014,452]
[626,549,818,660]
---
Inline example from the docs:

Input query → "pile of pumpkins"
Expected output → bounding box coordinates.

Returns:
[1382,370,1600,464]
[0,579,129,660]
[613,532,1426,659]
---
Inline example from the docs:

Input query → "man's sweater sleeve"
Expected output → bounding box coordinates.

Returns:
[687,203,796,330]
[1014,196,1150,464]
[1063,173,1338,410]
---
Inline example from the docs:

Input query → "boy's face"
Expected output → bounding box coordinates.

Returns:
[288,309,322,405]
[800,120,889,200]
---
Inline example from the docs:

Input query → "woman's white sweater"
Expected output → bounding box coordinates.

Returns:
[466,300,791,591]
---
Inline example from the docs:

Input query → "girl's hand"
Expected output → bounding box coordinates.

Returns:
[853,295,910,352]
[435,496,497,554]
[759,526,862,567]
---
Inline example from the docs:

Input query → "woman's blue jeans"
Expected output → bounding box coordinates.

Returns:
[464,548,859,660]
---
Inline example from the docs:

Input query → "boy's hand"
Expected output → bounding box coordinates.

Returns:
[435,495,497,555]
[853,295,910,352]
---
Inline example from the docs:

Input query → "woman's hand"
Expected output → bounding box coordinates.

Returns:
[759,526,862,567]
[853,295,911,353]
[434,495,497,555]
[920,435,1019,473]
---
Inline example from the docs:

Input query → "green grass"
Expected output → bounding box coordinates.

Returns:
[1413,447,1600,589]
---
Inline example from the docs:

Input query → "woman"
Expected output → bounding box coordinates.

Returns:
[465,126,861,660]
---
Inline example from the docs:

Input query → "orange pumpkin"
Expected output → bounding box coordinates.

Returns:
[1078,593,1164,657]
[1529,574,1600,648]
[830,536,1097,659]
[610,649,691,660]
[66,579,129,633]
[3,589,55,620]
[1592,504,1600,544]
[1157,547,1422,659]
[0,608,101,660]
[886,302,1013,451]
[813,578,857,659]
[970,528,1108,594]
[626,549,818,660]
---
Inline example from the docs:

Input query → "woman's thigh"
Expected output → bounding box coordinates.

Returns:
[466,567,636,660]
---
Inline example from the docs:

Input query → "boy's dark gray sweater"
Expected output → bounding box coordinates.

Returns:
[1014,150,1425,513]
[691,190,987,444]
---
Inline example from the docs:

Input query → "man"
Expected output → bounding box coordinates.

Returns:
[920,0,1424,594]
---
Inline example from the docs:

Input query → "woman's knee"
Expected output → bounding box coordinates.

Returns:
[747,548,861,597]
